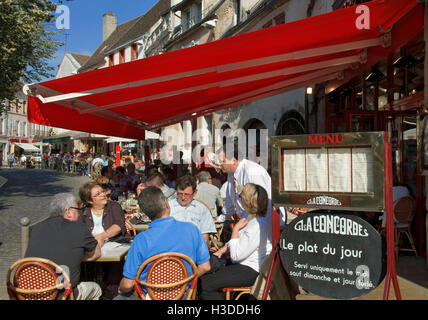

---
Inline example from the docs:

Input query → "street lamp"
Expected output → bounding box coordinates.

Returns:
[305,86,313,133]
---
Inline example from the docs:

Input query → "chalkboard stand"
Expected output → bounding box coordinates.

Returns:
[262,134,402,300]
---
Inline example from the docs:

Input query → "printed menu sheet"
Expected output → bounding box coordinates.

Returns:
[351,148,373,193]
[328,148,352,192]
[282,147,373,193]
[306,148,328,191]
[283,149,306,191]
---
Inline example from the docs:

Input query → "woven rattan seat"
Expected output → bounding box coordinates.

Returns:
[134,252,198,300]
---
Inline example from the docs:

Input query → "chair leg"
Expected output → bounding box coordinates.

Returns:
[235,290,251,300]
[394,228,399,261]
[405,227,417,255]
[225,291,231,300]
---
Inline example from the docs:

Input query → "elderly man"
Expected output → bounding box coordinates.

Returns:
[25,193,102,300]
[169,175,217,246]
[195,170,223,218]
[115,186,210,299]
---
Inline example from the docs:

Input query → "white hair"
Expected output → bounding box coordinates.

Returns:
[49,193,77,217]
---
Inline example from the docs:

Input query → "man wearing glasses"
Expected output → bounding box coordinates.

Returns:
[169,175,217,246]
[25,193,102,300]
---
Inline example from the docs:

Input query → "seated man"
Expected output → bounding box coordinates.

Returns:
[116,187,211,299]
[169,175,217,246]
[25,193,102,300]
[195,170,223,218]
[136,171,177,201]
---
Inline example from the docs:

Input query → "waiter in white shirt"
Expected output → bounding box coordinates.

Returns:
[215,137,272,225]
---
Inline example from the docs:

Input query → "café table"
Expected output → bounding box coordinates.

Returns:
[96,242,131,262]
[81,242,130,285]
[132,222,150,232]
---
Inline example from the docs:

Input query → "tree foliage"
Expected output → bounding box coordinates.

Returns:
[0,0,71,104]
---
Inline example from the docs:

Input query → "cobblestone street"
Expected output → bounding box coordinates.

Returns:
[0,167,90,299]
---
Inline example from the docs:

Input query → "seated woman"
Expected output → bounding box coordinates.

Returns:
[198,183,272,300]
[78,181,127,299]
[79,181,126,245]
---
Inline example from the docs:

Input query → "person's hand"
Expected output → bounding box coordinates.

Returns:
[234,218,248,230]
[94,234,106,247]
[213,245,228,258]
[213,250,223,258]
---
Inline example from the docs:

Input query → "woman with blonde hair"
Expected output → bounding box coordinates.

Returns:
[199,183,272,300]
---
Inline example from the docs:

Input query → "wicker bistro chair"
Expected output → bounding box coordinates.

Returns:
[125,219,137,237]
[7,257,74,300]
[394,196,417,258]
[133,252,198,300]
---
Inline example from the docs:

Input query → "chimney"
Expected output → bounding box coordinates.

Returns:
[103,11,117,42]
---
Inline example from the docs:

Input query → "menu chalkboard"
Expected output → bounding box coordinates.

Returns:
[279,211,386,299]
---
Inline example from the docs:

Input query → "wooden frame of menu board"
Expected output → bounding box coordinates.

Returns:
[270,132,385,212]
[262,132,401,300]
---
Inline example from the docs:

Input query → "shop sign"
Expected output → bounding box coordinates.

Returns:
[280,211,386,299]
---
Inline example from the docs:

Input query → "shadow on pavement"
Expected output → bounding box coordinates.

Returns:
[0,168,79,197]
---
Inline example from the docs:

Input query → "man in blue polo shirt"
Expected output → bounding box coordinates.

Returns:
[116,186,210,299]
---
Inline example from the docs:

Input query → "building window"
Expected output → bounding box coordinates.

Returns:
[20,122,25,137]
[274,12,285,25]
[14,120,18,136]
[119,49,125,64]
[131,44,138,61]
[108,54,114,67]
[190,2,202,27]
[261,11,286,29]
[182,9,190,31]
[262,21,272,29]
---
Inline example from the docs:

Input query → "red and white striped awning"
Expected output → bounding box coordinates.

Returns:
[25,0,422,139]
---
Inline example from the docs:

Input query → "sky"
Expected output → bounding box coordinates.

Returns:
[43,0,158,80]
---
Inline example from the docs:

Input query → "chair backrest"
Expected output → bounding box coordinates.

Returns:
[394,196,416,225]
[7,257,73,300]
[194,199,219,249]
[134,252,198,300]
[194,198,213,216]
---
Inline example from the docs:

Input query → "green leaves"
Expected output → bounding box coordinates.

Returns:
[0,0,72,104]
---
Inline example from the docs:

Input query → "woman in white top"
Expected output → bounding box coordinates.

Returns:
[199,183,272,300]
